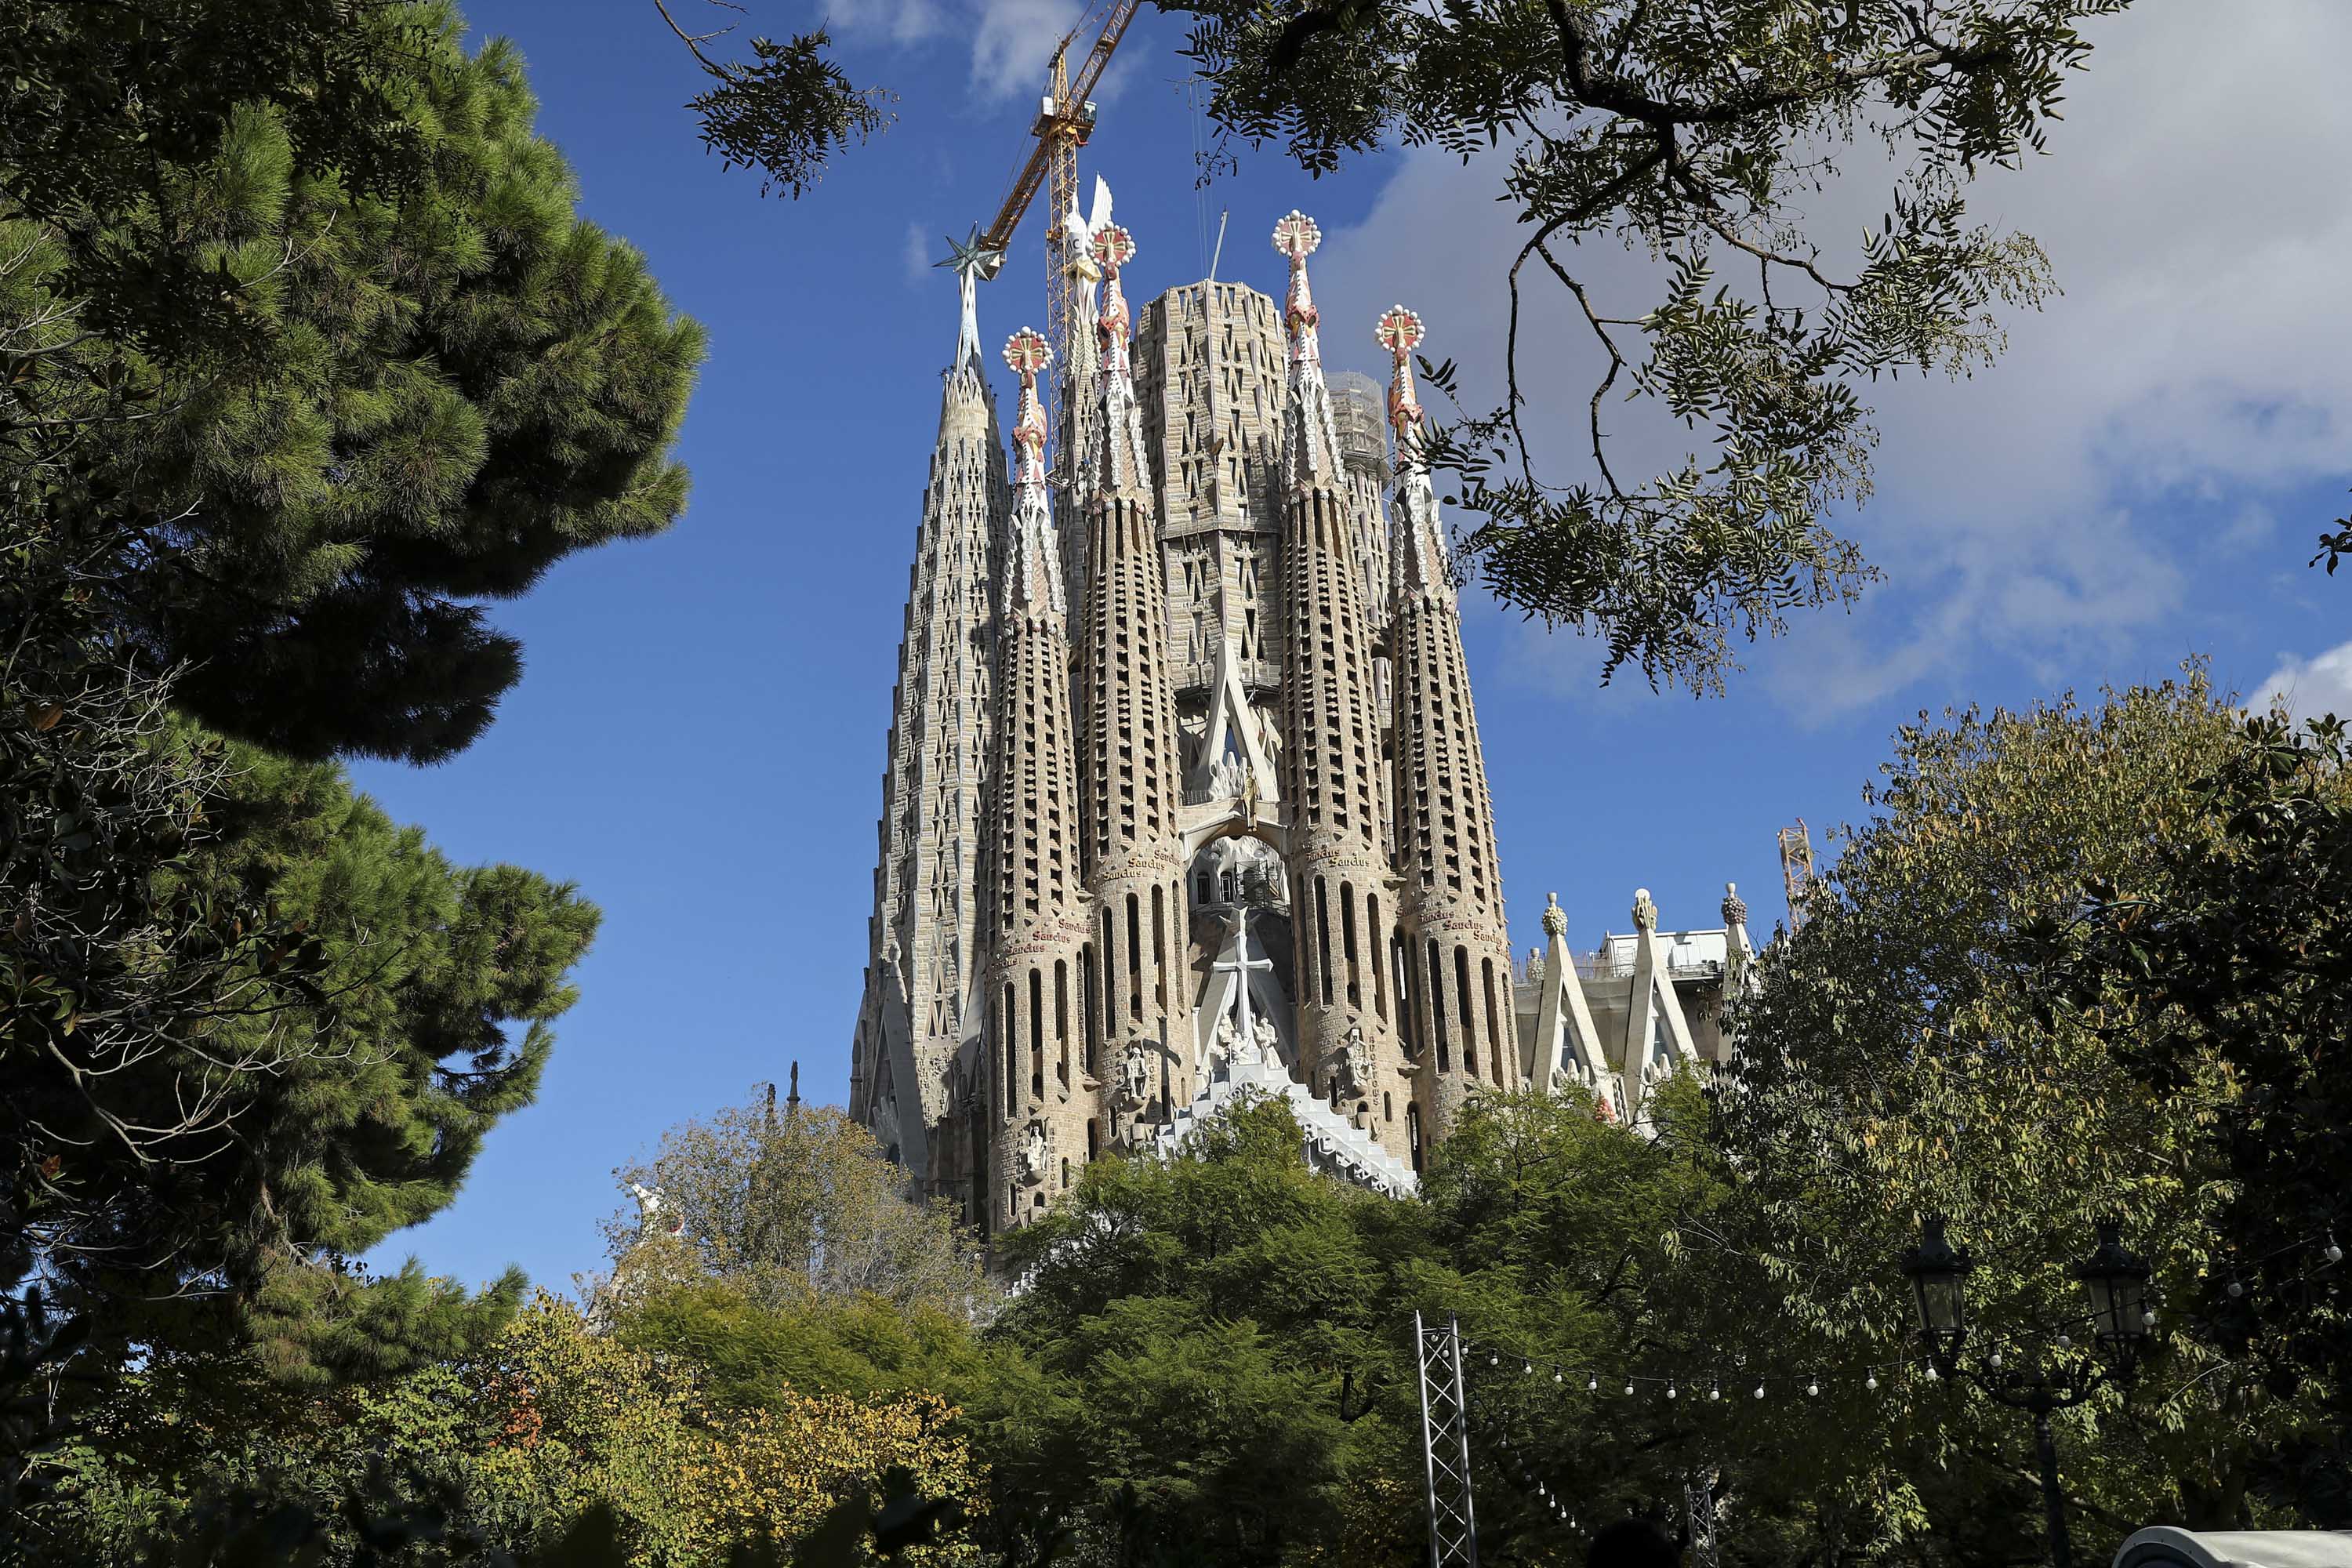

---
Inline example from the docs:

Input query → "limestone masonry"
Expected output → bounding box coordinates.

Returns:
[850,205,1752,1234]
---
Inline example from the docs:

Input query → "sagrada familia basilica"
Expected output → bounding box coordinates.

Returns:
[848,194,1755,1234]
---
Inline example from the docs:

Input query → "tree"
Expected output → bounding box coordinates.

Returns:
[604,1095,984,1319]
[4,659,601,1432]
[983,1094,1425,1568]
[1715,672,2332,1559]
[1174,0,2116,691]
[2051,712,2352,1524]
[1,0,702,764]
[34,1292,985,1566]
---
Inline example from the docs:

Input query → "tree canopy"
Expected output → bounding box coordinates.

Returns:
[2050,711,2352,1523]
[2,0,702,764]
[1171,0,2114,690]
[602,1094,984,1319]
[1715,672,2339,1554]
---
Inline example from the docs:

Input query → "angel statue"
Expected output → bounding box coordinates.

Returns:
[1061,176,1114,294]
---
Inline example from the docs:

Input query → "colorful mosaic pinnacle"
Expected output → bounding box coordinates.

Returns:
[1377,305,1427,452]
[1272,211,1323,363]
[1093,223,1137,365]
[1003,325,1051,379]
[1004,327,1051,488]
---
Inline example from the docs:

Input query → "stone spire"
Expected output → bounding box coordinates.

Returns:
[1381,303,1519,1131]
[1273,211,1345,489]
[849,260,1007,1196]
[1091,224,1152,495]
[1379,306,1451,607]
[1270,212,1406,1158]
[1076,223,1190,1141]
[985,325,1094,1232]
[1000,329,1065,619]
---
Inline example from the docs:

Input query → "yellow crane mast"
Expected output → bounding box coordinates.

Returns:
[971,0,1142,470]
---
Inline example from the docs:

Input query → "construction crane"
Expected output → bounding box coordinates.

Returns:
[1778,819,1817,931]
[971,0,1142,458]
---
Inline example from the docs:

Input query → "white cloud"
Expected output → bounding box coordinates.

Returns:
[903,221,933,285]
[822,0,1087,103]
[1306,0,2352,719]
[818,0,948,49]
[2256,639,2352,724]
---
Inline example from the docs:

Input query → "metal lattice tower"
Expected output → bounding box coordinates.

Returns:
[1685,1472,1722,1568]
[1777,818,1817,931]
[1414,1312,1479,1568]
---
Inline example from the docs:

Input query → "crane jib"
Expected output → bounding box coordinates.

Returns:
[969,0,1141,270]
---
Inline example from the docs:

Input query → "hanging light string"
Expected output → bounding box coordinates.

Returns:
[1449,1228,2345,1407]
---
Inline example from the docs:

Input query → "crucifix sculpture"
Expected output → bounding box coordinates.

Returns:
[1210,905,1274,1071]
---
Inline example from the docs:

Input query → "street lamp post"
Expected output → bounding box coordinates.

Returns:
[1898,1217,2155,1568]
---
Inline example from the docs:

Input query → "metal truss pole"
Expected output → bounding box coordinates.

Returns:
[1685,1470,1721,1568]
[1415,1311,1479,1568]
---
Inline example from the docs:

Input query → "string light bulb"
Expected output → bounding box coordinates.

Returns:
[1553,1370,1563,1384]
[1624,1381,1635,1396]
[2326,1236,2343,1265]
[1754,1384,1766,1399]
[1709,1381,1720,1401]
[1987,1352,2002,1371]
[1587,1374,1598,1392]
[1666,1382,1678,1399]
[1866,1374,1879,1391]
[2227,1280,2245,1299]
[1523,1361,1533,1375]
[1807,1380,1820,1397]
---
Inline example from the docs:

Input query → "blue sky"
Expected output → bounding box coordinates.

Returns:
[361,0,2352,1294]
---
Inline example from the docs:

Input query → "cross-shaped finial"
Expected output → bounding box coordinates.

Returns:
[1272,211,1322,261]
[1003,327,1051,382]
[1376,304,1425,359]
[1091,223,1136,277]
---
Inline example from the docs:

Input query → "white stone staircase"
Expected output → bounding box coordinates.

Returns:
[1156,1051,1419,1198]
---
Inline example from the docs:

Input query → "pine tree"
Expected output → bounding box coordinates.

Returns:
[1,0,702,764]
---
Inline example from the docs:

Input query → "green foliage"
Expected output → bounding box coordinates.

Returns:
[1715,671,2326,1558]
[1173,0,2116,692]
[8,712,597,1394]
[620,1284,992,1411]
[602,1098,983,1319]
[2,0,702,764]
[2051,712,2352,1523]
[651,7,895,200]
[980,1094,1425,1568]
[33,1294,985,1567]
[2315,496,2351,577]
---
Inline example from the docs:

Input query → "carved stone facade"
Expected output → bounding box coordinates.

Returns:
[855,207,1530,1234]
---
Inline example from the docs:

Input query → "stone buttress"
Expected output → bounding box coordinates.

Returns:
[1380,304,1520,1138]
[983,327,1095,1231]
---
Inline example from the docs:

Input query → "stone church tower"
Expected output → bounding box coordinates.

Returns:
[851,209,1523,1234]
